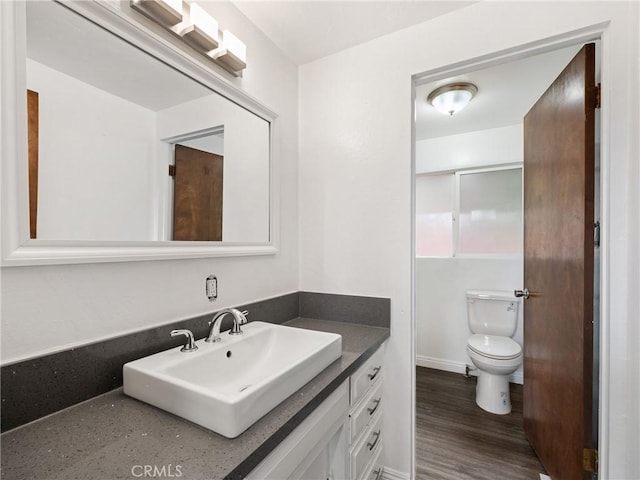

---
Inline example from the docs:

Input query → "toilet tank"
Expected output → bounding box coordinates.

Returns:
[466,290,519,337]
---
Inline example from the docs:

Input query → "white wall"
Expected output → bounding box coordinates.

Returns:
[27,59,157,241]
[1,2,299,364]
[416,258,523,382]
[298,2,639,478]
[157,93,270,243]
[416,124,523,173]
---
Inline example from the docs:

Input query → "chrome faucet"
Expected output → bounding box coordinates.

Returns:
[170,329,198,352]
[205,308,248,343]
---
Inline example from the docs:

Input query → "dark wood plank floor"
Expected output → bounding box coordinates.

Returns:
[416,367,546,480]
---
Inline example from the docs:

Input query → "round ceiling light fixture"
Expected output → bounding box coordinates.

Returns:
[427,82,478,116]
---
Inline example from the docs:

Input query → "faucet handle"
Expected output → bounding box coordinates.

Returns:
[170,329,198,353]
[229,310,248,335]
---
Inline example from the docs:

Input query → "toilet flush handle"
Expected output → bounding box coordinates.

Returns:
[514,288,530,299]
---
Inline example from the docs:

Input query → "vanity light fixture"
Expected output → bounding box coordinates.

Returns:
[427,82,478,116]
[129,0,246,76]
[130,0,183,28]
[178,3,219,51]
[210,30,247,72]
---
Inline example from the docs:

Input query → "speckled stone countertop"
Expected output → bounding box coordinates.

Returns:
[1,318,389,480]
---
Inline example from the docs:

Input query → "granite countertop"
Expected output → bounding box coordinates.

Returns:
[0,318,389,480]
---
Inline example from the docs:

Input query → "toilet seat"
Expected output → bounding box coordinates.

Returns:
[467,334,521,360]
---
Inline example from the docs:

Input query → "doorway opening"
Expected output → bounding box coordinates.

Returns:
[412,36,602,480]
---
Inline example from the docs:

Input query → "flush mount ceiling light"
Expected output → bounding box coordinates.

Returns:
[427,82,478,116]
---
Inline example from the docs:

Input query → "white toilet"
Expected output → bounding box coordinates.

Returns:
[466,290,522,415]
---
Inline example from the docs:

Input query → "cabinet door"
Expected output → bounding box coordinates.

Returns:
[297,449,330,479]
[246,382,348,480]
[291,421,347,480]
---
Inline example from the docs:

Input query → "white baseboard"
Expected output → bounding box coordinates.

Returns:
[380,466,411,480]
[415,354,523,385]
[415,355,467,374]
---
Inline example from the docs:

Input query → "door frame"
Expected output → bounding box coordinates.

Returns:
[158,127,227,241]
[411,23,610,478]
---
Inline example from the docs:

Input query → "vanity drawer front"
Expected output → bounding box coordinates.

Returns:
[349,380,382,443]
[361,446,383,480]
[350,345,384,406]
[350,412,382,480]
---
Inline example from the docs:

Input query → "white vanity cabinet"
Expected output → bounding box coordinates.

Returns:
[348,345,384,480]
[246,381,349,480]
[247,342,386,480]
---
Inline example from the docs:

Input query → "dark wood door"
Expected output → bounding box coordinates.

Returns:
[27,89,39,239]
[172,144,223,241]
[523,44,596,480]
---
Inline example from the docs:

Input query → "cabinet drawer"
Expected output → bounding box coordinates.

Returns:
[350,412,382,480]
[349,380,382,443]
[361,446,383,480]
[350,345,384,406]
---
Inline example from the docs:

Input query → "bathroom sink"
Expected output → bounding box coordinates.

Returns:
[123,321,342,438]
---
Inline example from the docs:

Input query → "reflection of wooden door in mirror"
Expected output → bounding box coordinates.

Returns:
[27,89,39,239]
[172,144,223,241]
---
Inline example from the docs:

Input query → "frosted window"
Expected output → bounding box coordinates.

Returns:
[459,169,522,254]
[415,174,454,256]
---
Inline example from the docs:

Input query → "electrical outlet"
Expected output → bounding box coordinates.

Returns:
[206,275,218,301]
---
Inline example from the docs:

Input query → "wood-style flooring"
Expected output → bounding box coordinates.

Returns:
[416,367,546,480]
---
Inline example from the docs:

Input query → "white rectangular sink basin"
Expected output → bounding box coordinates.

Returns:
[123,321,342,438]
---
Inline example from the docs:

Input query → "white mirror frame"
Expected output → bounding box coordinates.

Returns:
[1,1,279,266]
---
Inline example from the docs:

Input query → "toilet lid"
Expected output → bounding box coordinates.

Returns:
[467,334,522,360]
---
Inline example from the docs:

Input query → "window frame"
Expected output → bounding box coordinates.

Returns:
[416,163,523,259]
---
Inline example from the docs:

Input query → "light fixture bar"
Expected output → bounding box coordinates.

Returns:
[210,48,246,72]
[130,0,183,28]
[129,0,247,75]
[178,3,219,51]
[210,30,246,72]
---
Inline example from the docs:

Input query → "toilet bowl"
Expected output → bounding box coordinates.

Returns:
[466,290,522,415]
[466,334,522,414]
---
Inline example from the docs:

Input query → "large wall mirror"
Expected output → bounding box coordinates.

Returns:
[1,1,278,265]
